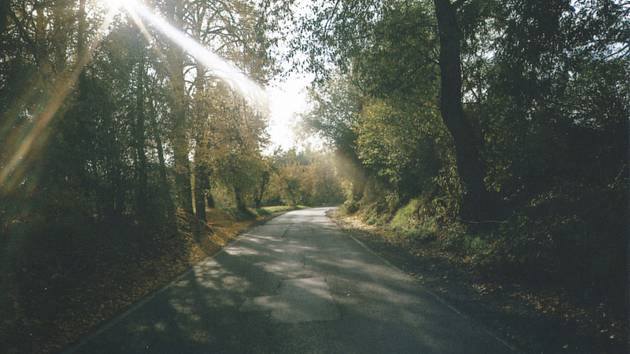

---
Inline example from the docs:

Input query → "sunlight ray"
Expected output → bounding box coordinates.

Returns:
[122,2,155,48]
[0,9,119,190]
[122,0,268,111]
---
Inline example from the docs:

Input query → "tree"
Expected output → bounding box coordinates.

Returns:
[163,0,193,214]
[296,0,494,221]
[433,0,492,222]
[134,43,149,219]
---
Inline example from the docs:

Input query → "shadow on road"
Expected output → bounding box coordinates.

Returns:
[67,208,511,354]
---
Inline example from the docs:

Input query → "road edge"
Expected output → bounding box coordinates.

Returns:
[326,209,520,354]
[61,210,291,354]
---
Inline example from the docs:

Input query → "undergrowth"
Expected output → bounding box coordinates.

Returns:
[0,205,295,354]
[339,195,628,353]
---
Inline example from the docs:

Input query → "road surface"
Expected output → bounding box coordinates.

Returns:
[65,208,513,354]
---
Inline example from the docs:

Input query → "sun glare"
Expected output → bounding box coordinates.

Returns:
[118,0,268,111]
[0,6,119,189]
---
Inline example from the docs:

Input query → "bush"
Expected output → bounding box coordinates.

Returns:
[342,199,360,214]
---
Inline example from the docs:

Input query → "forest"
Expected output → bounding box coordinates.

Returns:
[0,0,628,353]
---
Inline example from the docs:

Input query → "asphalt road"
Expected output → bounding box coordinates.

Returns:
[65,208,513,354]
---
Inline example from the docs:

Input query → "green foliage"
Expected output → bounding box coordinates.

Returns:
[356,99,442,198]
[264,149,345,207]
[390,198,438,241]
[298,0,630,332]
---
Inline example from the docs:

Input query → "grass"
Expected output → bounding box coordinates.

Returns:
[330,209,627,354]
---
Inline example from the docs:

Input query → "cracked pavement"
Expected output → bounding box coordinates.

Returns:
[65,208,512,354]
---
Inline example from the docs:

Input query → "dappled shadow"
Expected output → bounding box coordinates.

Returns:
[66,208,511,354]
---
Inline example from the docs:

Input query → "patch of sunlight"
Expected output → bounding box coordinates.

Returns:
[225,246,259,256]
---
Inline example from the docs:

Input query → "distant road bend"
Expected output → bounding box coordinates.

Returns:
[65,208,513,354]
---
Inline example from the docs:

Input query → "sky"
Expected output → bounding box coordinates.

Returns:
[263,0,323,153]
[265,73,314,151]
[102,0,318,153]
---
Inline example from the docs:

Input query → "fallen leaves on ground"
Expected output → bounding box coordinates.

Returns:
[330,211,627,354]
[1,208,286,354]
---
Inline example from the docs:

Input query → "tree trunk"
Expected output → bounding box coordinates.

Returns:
[51,1,68,73]
[149,105,176,227]
[134,49,148,219]
[254,172,269,208]
[234,186,247,212]
[433,0,492,223]
[164,0,193,214]
[193,153,208,222]
[192,65,209,222]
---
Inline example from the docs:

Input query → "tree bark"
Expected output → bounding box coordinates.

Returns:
[164,0,193,214]
[254,171,270,208]
[433,0,492,222]
[192,64,210,222]
[149,101,176,227]
[193,152,208,222]
[134,49,148,219]
[51,1,70,73]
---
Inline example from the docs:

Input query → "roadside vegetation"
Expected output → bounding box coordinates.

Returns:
[295,1,628,353]
[1,205,290,354]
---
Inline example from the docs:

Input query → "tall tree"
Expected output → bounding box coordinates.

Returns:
[433,0,492,222]
[134,45,148,219]
[164,0,193,214]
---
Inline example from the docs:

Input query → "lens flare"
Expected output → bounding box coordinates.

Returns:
[1,0,269,191]
[0,8,120,190]
[123,0,268,111]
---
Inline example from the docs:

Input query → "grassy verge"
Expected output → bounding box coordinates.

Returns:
[1,205,297,354]
[329,209,626,354]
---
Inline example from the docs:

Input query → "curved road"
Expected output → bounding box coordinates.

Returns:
[66,208,512,354]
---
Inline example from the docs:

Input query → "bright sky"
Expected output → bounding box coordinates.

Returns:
[263,0,323,153]
[265,73,314,151]
[103,0,318,153]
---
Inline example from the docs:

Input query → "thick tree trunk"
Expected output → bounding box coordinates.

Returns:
[172,108,193,215]
[165,0,193,214]
[51,2,67,73]
[433,0,492,223]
